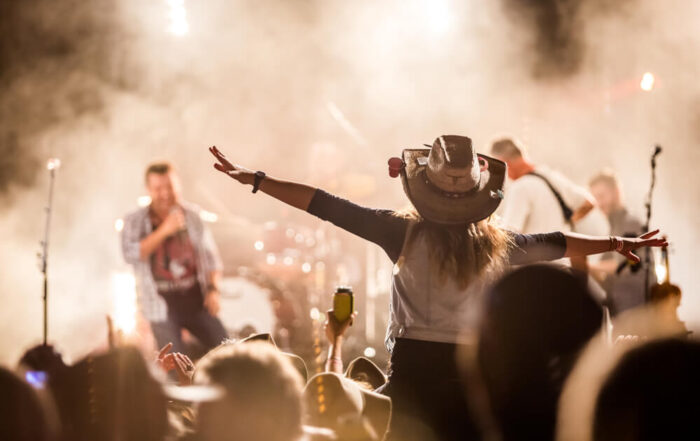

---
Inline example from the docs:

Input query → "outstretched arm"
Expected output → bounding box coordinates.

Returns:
[209,146,316,211]
[209,146,409,262]
[564,230,667,263]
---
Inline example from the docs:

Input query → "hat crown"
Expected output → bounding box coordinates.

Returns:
[427,135,481,193]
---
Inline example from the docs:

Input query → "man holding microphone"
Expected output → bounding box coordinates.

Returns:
[121,162,227,354]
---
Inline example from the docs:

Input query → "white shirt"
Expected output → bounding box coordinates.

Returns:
[499,166,590,234]
[498,167,609,265]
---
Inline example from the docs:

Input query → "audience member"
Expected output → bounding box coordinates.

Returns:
[593,338,700,441]
[478,264,603,441]
[193,341,305,441]
[0,366,58,441]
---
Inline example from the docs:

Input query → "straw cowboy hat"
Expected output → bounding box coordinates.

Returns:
[304,372,392,440]
[391,135,506,225]
[345,356,387,391]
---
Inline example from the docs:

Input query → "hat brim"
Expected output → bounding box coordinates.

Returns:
[344,356,387,390]
[400,149,506,225]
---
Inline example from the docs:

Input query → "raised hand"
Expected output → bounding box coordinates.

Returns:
[324,309,357,343]
[617,230,668,263]
[156,342,195,386]
[209,146,254,185]
[159,208,186,237]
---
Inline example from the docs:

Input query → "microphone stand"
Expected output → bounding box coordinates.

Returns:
[643,146,662,303]
[39,159,60,345]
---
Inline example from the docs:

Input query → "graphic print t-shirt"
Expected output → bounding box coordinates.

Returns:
[149,211,203,313]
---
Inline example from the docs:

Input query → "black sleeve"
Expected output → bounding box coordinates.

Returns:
[507,231,567,266]
[307,189,409,262]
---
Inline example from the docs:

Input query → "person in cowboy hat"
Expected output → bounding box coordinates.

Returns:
[208,136,666,441]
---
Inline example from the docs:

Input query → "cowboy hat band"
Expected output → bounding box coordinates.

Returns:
[400,135,506,225]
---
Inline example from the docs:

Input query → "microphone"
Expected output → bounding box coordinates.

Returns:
[170,206,187,244]
[653,145,662,157]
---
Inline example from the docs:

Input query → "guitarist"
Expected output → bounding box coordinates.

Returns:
[490,137,609,271]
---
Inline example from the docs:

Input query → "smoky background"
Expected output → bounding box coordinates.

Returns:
[1,0,698,364]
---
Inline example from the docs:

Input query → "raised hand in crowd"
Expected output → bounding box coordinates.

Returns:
[209,146,255,184]
[156,342,195,386]
[324,310,357,374]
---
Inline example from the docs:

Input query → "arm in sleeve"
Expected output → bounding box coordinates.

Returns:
[201,224,224,274]
[121,211,144,265]
[507,231,567,265]
[307,190,408,262]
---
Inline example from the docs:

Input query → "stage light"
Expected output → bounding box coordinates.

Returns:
[200,210,218,223]
[640,72,655,91]
[266,253,276,265]
[309,307,321,321]
[286,228,295,238]
[137,196,152,207]
[302,262,312,273]
[425,0,451,35]
[283,256,294,266]
[295,233,305,244]
[655,262,667,284]
[166,0,189,36]
[46,158,61,170]
[363,347,377,358]
[111,272,137,334]
[114,218,124,232]
[254,241,264,251]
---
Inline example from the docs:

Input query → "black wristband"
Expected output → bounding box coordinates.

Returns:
[252,171,266,193]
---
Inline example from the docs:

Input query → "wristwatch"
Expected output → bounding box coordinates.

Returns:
[252,171,266,193]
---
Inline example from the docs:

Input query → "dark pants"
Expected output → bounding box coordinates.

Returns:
[150,307,228,356]
[380,338,480,441]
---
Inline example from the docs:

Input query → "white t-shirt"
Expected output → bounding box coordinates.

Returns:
[499,166,589,234]
[498,167,610,259]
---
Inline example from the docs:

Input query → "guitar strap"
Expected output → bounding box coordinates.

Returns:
[527,171,574,227]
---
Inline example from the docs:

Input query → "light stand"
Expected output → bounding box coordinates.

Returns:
[39,158,61,345]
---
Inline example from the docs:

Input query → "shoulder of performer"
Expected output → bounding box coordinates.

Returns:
[123,206,149,224]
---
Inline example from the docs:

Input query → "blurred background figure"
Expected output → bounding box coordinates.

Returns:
[48,347,168,441]
[592,338,700,441]
[121,162,228,356]
[491,137,609,270]
[588,169,648,315]
[0,366,58,441]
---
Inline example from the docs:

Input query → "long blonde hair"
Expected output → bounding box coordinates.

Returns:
[398,209,513,290]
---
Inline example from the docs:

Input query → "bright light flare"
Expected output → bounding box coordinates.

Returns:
[166,0,190,36]
[254,241,264,251]
[114,218,124,232]
[655,262,668,284]
[111,272,138,334]
[46,158,61,170]
[363,347,377,358]
[640,72,655,91]
[301,262,312,273]
[425,0,451,35]
[266,253,276,265]
[200,210,218,223]
[137,196,152,207]
[309,307,321,321]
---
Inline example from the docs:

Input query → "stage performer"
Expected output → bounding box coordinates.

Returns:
[490,137,609,270]
[121,162,228,354]
[588,169,650,314]
[208,136,666,441]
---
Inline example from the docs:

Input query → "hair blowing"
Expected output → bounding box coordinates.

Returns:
[399,209,513,290]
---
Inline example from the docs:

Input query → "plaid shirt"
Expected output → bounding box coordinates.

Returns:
[121,201,223,322]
